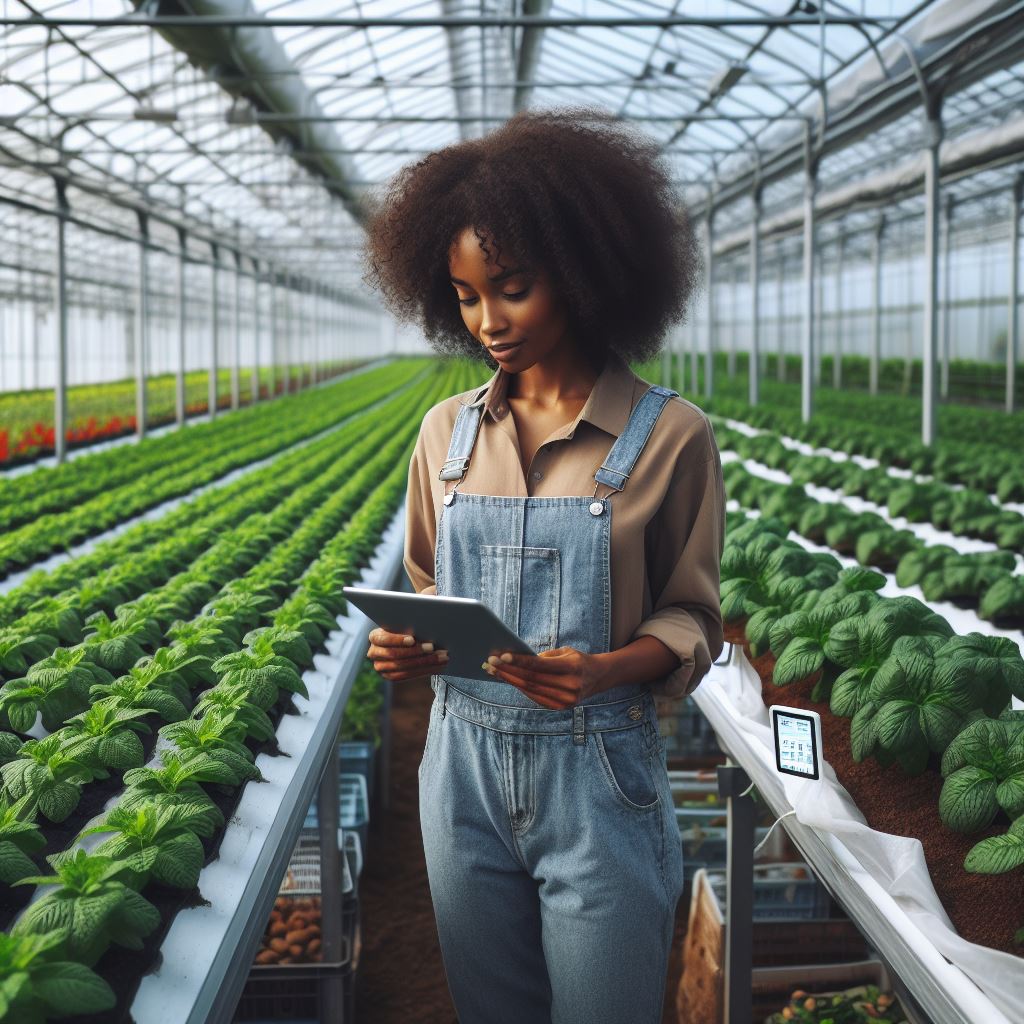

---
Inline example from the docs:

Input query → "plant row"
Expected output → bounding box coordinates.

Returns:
[713,419,1024,550]
[667,375,1024,500]
[0,361,479,1022]
[0,360,430,579]
[0,368,436,682]
[721,461,1024,628]
[649,351,1024,455]
[0,363,354,468]
[721,512,1024,944]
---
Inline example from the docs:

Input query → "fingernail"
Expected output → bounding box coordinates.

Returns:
[481,662,494,673]
[500,653,513,663]
[403,635,415,645]
[421,642,434,652]
[487,655,500,666]
[437,651,449,662]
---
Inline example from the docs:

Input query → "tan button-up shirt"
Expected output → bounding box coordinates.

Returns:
[403,350,725,698]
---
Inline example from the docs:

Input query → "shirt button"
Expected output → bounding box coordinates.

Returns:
[496,405,505,414]
[531,471,543,481]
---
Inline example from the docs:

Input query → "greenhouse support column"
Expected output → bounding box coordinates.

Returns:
[801,124,818,424]
[313,283,320,386]
[268,270,278,398]
[316,746,345,1021]
[727,265,737,379]
[135,212,149,440]
[776,252,785,381]
[231,250,241,411]
[704,208,716,399]
[1007,177,1022,414]
[940,196,954,400]
[749,187,762,407]
[833,235,845,390]
[870,217,885,396]
[53,180,69,464]
[251,260,261,404]
[176,230,187,427]
[921,115,942,447]
[209,246,220,420]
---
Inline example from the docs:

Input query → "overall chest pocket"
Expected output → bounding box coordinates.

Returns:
[480,545,561,652]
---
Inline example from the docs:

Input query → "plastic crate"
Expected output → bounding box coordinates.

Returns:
[707,863,832,920]
[655,698,721,756]
[234,897,359,1022]
[339,740,375,806]
[668,769,722,801]
[303,772,370,857]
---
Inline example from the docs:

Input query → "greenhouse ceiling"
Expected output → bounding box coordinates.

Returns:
[1,0,1023,294]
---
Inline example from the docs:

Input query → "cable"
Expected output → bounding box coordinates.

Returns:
[753,809,798,855]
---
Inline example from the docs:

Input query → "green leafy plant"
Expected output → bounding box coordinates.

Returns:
[191,683,274,742]
[51,699,154,772]
[119,751,227,830]
[964,814,1024,875]
[0,793,46,886]
[0,647,102,733]
[160,710,261,785]
[0,736,101,822]
[80,608,160,674]
[211,643,308,708]
[13,850,159,966]
[78,802,211,890]
[853,634,986,775]
[0,928,116,1023]
[939,715,1024,833]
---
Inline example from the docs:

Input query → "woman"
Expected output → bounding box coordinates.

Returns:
[362,107,725,1024]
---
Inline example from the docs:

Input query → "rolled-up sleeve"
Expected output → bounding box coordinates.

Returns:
[629,415,725,698]
[403,417,438,597]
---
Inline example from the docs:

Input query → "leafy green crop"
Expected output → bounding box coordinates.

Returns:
[78,802,210,890]
[119,751,227,830]
[940,714,1024,833]
[0,794,46,887]
[850,633,986,774]
[160,710,261,786]
[13,850,159,966]
[0,736,101,822]
[0,929,115,1023]
[0,647,105,733]
[51,699,154,772]
[964,814,1024,875]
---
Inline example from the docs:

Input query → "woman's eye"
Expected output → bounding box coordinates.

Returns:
[457,287,530,307]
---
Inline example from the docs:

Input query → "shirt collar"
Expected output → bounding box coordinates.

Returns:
[467,349,637,439]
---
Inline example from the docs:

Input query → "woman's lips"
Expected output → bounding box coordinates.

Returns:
[490,340,524,360]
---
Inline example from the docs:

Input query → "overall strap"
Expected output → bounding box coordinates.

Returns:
[594,384,678,493]
[438,388,488,482]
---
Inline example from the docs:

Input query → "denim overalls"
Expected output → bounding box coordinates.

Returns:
[418,382,686,1024]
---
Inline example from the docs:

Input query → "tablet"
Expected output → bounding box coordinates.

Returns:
[342,586,538,683]
[768,705,823,782]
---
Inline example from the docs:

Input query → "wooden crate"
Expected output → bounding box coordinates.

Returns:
[677,869,873,1024]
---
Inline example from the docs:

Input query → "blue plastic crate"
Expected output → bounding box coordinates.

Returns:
[707,863,831,920]
[339,740,375,807]
[339,773,369,857]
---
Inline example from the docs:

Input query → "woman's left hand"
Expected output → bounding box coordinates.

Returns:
[482,648,612,710]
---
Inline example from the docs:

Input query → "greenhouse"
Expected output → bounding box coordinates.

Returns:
[0,1,1022,1023]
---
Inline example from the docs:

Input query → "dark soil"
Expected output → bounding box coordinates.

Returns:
[354,675,689,1024]
[722,619,1024,958]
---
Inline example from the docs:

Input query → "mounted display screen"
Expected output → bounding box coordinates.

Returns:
[769,706,822,781]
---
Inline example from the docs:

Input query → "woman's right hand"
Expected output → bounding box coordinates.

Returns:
[366,627,449,681]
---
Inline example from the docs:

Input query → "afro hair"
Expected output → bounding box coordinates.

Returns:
[360,105,703,366]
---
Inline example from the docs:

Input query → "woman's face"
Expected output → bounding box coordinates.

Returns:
[448,226,572,371]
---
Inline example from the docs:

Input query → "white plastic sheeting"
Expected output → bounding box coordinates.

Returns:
[693,645,1022,1024]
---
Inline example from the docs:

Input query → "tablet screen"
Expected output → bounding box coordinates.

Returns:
[772,709,819,780]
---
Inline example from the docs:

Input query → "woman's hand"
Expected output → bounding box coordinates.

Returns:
[481,648,614,710]
[367,627,449,682]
